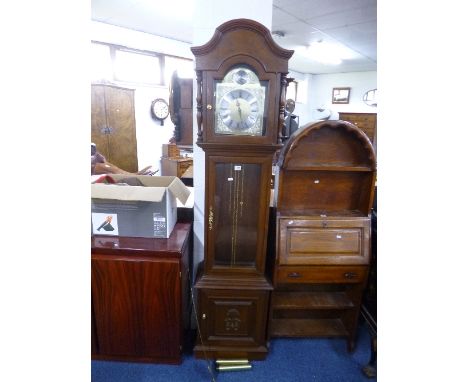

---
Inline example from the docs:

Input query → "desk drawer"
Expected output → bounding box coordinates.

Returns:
[278,217,370,265]
[276,265,367,284]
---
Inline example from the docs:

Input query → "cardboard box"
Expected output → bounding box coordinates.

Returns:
[91,175,191,238]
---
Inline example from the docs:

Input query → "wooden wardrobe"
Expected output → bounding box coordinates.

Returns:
[91,84,138,172]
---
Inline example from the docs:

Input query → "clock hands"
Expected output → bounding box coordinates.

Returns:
[236,99,243,120]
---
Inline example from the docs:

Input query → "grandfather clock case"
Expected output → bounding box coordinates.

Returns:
[191,19,293,360]
[269,120,376,351]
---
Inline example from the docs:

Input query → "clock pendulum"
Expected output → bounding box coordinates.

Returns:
[228,164,245,266]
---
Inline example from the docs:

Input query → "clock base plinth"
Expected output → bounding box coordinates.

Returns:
[194,274,272,360]
[193,343,269,361]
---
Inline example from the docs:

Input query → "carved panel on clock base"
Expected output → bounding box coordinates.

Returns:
[194,288,270,360]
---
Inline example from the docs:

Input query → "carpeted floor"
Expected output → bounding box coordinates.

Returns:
[91,322,376,382]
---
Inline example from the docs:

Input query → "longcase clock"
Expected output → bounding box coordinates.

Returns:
[191,19,293,360]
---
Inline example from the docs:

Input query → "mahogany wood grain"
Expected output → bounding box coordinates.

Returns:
[91,222,191,258]
[91,257,181,358]
[275,265,368,284]
[91,222,191,364]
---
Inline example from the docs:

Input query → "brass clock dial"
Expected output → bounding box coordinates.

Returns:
[214,67,266,136]
[218,89,259,131]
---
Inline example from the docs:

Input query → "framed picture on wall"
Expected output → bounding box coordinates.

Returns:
[332,87,351,104]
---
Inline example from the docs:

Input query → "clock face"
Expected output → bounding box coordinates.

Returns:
[214,67,267,136]
[151,98,169,121]
[218,89,259,131]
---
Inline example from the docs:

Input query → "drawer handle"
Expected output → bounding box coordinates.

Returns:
[344,272,357,279]
[287,272,302,278]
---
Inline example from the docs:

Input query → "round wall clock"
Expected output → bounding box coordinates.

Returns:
[363,89,377,107]
[151,98,169,125]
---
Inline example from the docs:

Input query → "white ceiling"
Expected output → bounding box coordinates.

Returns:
[91,0,376,74]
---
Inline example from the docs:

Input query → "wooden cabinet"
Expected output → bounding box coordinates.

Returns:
[269,120,376,351]
[338,112,377,149]
[91,222,191,364]
[160,157,193,177]
[91,84,138,172]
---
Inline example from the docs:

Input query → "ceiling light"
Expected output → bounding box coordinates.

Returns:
[305,40,356,65]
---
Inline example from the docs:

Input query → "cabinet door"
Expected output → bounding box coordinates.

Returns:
[198,289,269,348]
[91,257,181,359]
[278,217,370,265]
[91,85,109,158]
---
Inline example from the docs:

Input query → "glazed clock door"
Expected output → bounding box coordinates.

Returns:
[205,154,272,274]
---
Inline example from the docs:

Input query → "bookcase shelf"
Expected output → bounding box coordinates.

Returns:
[272,291,354,310]
[270,318,348,337]
[269,120,376,352]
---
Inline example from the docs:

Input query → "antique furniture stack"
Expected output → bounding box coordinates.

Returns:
[191,19,293,360]
[269,120,376,351]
